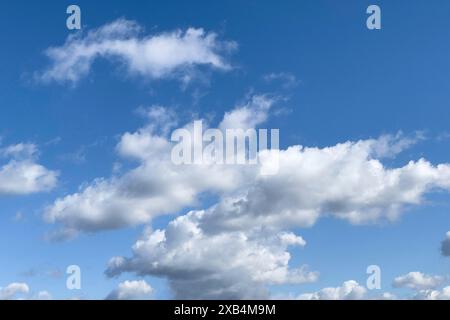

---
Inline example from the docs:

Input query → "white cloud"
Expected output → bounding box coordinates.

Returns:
[297,280,367,300]
[0,143,58,195]
[44,96,274,238]
[38,19,236,84]
[105,211,317,299]
[377,292,397,300]
[197,134,450,232]
[263,72,299,89]
[44,146,251,237]
[24,91,450,302]
[44,96,450,240]
[441,231,450,257]
[393,272,445,291]
[0,282,53,300]
[390,271,450,300]
[0,283,29,300]
[99,123,450,299]
[219,95,275,130]
[35,291,52,300]
[1,143,37,159]
[413,286,450,300]
[367,131,424,159]
[106,280,153,300]
[278,232,306,247]
[40,92,450,298]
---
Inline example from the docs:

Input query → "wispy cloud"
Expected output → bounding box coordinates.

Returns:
[263,72,299,89]
[37,19,237,85]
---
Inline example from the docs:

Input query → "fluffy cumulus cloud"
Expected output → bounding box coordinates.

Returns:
[105,211,317,299]
[290,275,450,300]
[196,133,450,233]
[38,19,236,84]
[391,271,450,300]
[0,143,58,195]
[0,282,53,300]
[297,280,367,300]
[44,95,274,238]
[0,283,29,300]
[41,91,450,297]
[393,272,445,291]
[106,280,153,300]
[45,93,450,238]
[413,286,450,300]
[441,231,450,257]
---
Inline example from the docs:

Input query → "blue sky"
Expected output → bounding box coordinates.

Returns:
[1,0,450,300]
